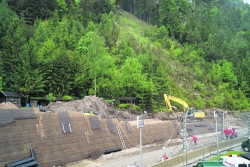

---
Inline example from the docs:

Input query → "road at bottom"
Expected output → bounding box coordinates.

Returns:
[101,133,227,167]
[99,132,246,167]
[190,137,248,167]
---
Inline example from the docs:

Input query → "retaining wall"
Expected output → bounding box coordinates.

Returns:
[0,109,180,167]
[0,109,222,167]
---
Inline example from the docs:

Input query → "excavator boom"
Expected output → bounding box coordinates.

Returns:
[163,94,205,120]
[164,94,189,112]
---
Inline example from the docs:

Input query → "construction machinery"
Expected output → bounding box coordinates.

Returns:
[84,110,98,116]
[163,94,205,121]
[224,127,237,139]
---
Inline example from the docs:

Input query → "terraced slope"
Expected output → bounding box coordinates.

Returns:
[0,108,217,167]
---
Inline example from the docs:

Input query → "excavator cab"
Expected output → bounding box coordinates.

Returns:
[186,107,196,117]
[180,108,204,122]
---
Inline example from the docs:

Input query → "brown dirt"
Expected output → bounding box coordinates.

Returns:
[154,111,183,120]
[0,96,246,167]
[0,102,19,109]
[203,108,224,115]
[44,96,141,119]
[44,97,245,126]
[153,108,232,121]
[0,98,243,128]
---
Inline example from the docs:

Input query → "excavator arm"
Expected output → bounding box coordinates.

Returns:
[164,94,189,112]
[164,94,205,121]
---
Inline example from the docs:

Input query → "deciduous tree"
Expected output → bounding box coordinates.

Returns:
[117,57,147,104]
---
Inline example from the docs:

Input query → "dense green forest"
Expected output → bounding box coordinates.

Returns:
[0,0,250,113]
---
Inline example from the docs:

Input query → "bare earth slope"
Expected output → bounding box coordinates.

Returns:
[45,96,141,119]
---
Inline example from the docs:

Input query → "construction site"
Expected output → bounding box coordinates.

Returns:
[0,95,249,167]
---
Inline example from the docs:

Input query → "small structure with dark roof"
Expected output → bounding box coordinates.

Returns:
[117,97,137,105]
[0,91,25,107]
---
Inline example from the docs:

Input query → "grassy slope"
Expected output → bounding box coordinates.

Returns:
[115,9,206,107]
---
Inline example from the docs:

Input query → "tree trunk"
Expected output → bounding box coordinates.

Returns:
[130,86,132,105]
[95,76,96,96]
[26,94,29,106]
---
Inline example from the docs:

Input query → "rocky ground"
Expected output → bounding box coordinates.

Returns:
[0,96,247,127]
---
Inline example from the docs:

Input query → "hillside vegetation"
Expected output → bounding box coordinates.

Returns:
[0,0,250,112]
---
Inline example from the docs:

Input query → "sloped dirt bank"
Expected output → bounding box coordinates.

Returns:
[45,96,141,119]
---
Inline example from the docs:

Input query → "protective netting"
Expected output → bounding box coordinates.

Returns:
[89,116,100,130]
[204,122,214,130]
[193,129,200,135]
[106,119,116,133]
[0,108,36,126]
[58,111,73,133]
[173,122,180,134]
[186,122,214,136]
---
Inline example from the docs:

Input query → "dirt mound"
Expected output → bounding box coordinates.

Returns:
[106,109,140,119]
[45,96,141,119]
[0,102,19,109]
[45,96,114,116]
[154,112,183,120]
[154,108,227,121]
[203,108,224,115]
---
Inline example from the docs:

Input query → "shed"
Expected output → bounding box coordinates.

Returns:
[0,91,25,107]
[29,97,49,107]
[117,97,137,105]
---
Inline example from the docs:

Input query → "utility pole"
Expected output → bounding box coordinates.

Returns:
[214,110,219,155]
[182,111,189,167]
[221,112,225,140]
[140,127,142,167]
[137,112,146,167]
[202,141,204,160]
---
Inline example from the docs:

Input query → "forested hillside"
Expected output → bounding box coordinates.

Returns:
[0,0,250,112]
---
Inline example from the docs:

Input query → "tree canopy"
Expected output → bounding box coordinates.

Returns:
[1,0,250,112]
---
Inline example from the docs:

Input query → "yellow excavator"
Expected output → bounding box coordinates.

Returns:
[163,94,205,121]
[84,110,98,116]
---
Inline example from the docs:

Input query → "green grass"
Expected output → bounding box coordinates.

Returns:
[208,151,245,161]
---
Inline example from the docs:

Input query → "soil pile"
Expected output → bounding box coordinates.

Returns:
[154,111,183,120]
[203,108,224,115]
[41,96,247,128]
[153,108,226,121]
[0,102,19,109]
[45,96,140,119]
[45,96,113,117]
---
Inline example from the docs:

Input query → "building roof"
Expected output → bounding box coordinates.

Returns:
[1,91,25,98]
[118,97,137,100]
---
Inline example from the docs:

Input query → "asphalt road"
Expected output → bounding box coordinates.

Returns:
[99,129,249,167]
